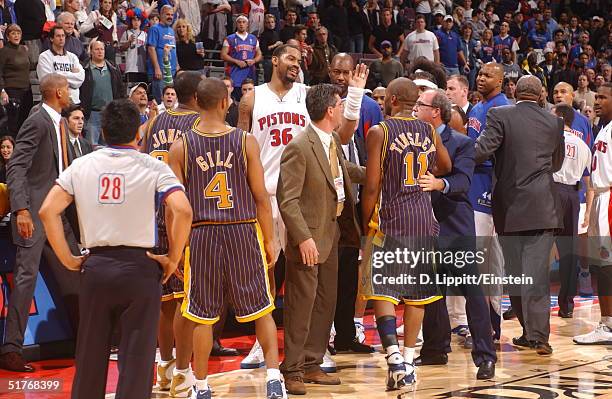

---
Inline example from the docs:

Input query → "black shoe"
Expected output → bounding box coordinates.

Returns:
[0,352,34,372]
[558,309,573,318]
[327,345,337,355]
[211,340,239,356]
[503,307,516,320]
[534,341,553,355]
[511,335,533,348]
[476,360,495,380]
[334,339,375,353]
[414,353,448,366]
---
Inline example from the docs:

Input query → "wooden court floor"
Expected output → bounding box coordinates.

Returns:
[146,301,612,399]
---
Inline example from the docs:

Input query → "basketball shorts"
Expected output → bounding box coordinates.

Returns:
[270,196,286,264]
[156,229,185,301]
[181,223,275,324]
[360,228,442,306]
[588,191,612,295]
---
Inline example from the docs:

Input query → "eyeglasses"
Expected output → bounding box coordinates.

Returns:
[415,101,437,109]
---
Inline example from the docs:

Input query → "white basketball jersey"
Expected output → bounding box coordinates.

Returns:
[251,82,310,196]
[248,0,265,36]
[591,121,612,192]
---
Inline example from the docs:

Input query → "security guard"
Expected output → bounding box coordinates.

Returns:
[39,99,193,399]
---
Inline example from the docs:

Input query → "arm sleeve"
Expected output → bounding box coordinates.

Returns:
[66,53,85,88]
[56,165,75,195]
[36,51,55,81]
[156,162,184,200]
[432,32,439,51]
[474,108,504,164]
[444,137,475,195]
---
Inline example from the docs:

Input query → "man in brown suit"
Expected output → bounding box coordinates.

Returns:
[277,84,366,395]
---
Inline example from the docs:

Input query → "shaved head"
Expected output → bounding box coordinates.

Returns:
[484,62,504,81]
[40,73,68,100]
[385,77,418,116]
[516,75,542,101]
[553,82,575,105]
[476,63,504,99]
[554,82,573,93]
[330,53,354,69]
[196,77,228,110]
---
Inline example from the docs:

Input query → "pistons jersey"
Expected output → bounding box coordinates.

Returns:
[251,82,310,196]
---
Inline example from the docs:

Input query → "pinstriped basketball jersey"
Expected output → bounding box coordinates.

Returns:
[184,127,256,224]
[378,117,439,237]
[143,109,200,232]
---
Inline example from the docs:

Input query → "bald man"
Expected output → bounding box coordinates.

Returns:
[475,75,565,355]
[553,81,595,315]
[464,62,508,344]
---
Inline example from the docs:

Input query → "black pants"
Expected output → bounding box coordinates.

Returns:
[333,246,359,347]
[5,87,33,137]
[555,183,580,313]
[500,230,555,343]
[71,247,162,399]
[420,238,496,366]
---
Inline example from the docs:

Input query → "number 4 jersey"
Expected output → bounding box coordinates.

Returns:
[251,82,310,196]
[183,126,257,225]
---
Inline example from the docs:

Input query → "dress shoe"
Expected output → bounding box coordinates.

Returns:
[414,353,448,366]
[210,340,239,356]
[511,335,534,348]
[303,369,341,385]
[503,307,516,320]
[284,375,306,395]
[534,341,553,355]
[558,309,573,318]
[334,339,375,353]
[0,352,34,372]
[476,360,495,380]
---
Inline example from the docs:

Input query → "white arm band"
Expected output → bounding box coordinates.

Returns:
[343,87,364,121]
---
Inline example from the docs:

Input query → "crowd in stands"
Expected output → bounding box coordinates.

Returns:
[0,0,609,145]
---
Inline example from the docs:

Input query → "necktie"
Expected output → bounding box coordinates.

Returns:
[73,140,82,158]
[59,121,69,170]
[329,139,344,217]
[347,139,358,201]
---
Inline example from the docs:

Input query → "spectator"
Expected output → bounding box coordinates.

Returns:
[174,19,206,74]
[528,19,551,50]
[549,52,577,90]
[363,0,381,41]
[279,8,298,43]
[309,26,336,85]
[80,40,125,145]
[432,11,445,31]
[567,15,582,45]
[469,9,486,40]
[81,0,119,62]
[240,78,254,97]
[266,0,284,33]
[501,48,522,81]
[446,74,471,115]
[260,14,282,82]
[0,0,16,28]
[575,74,596,109]
[542,8,558,36]
[63,0,88,32]
[462,0,473,20]
[119,13,147,85]
[400,14,439,65]
[582,104,598,129]
[509,12,523,42]
[37,26,85,105]
[413,0,432,27]
[368,8,404,58]
[243,0,265,36]
[324,0,350,52]
[221,75,237,126]
[493,21,519,63]
[221,14,262,101]
[478,28,495,64]
[449,104,468,134]
[14,0,46,68]
[305,11,321,45]
[294,25,313,75]
[367,40,403,89]
[435,15,468,76]
[595,75,605,90]
[157,84,177,112]
[452,6,466,32]
[0,135,14,183]
[372,86,385,113]
[44,12,89,66]
[521,52,547,89]
[539,48,556,91]
[0,25,33,136]
[147,5,177,102]
[129,82,156,126]
[468,90,483,105]
[569,31,590,61]
[346,0,368,53]
[503,77,517,104]
[201,0,231,50]
[460,23,478,89]
[178,0,202,38]
[571,52,591,75]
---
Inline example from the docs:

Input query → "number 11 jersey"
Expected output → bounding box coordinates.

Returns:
[251,82,310,196]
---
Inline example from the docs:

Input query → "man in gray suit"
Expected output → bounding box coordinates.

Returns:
[474,75,564,355]
[0,74,79,372]
[277,84,365,395]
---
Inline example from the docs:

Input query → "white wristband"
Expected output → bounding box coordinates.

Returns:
[343,87,364,121]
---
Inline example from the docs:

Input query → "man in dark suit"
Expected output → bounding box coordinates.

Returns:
[474,75,565,355]
[277,84,365,395]
[415,88,496,380]
[0,74,79,372]
[63,105,94,158]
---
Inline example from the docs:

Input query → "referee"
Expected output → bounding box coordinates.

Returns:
[39,99,193,399]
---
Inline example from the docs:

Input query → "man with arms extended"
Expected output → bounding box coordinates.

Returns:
[277,83,365,395]
[168,78,286,399]
[361,78,451,390]
[39,99,192,398]
[475,75,564,355]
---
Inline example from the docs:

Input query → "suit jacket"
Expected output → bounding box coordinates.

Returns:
[7,106,74,247]
[277,125,365,264]
[474,101,564,233]
[68,136,94,159]
[65,135,93,241]
[431,125,476,237]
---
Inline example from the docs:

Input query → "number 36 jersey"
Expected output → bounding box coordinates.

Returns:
[251,82,310,196]
[183,127,257,225]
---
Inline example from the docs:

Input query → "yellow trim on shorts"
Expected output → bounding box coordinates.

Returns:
[192,218,257,227]
[362,295,400,305]
[179,246,218,325]
[403,295,443,306]
[234,222,276,323]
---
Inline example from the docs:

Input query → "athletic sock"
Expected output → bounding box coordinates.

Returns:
[194,378,209,391]
[354,317,364,324]
[266,368,281,381]
[403,347,415,364]
[159,358,174,368]
[602,316,612,329]
[174,367,189,376]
